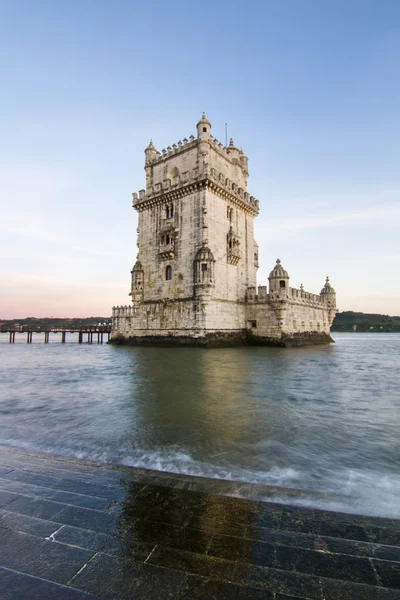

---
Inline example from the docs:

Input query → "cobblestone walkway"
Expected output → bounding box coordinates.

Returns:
[0,444,399,599]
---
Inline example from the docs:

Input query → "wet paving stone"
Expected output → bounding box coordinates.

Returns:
[53,504,122,535]
[0,490,18,508]
[208,534,275,567]
[0,509,59,538]
[2,469,124,502]
[320,576,400,599]
[70,552,186,599]
[275,544,378,584]
[0,528,94,584]
[0,467,14,477]
[178,574,274,599]
[126,517,213,553]
[232,563,323,598]
[373,560,400,589]
[1,445,400,599]
[0,567,101,600]
[54,524,155,559]
[5,495,66,520]
[148,546,235,580]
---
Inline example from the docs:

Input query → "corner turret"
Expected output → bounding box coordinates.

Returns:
[227,138,240,163]
[130,260,144,304]
[145,140,158,165]
[320,277,336,308]
[196,112,212,140]
[268,259,290,299]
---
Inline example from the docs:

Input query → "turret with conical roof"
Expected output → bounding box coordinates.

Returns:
[320,276,336,309]
[196,112,212,140]
[268,259,290,299]
[145,139,158,165]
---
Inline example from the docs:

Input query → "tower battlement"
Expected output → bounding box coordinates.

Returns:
[132,166,259,214]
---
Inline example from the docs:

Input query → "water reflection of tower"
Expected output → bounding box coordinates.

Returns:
[122,346,266,475]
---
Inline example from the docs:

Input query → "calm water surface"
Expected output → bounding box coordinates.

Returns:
[0,333,399,518]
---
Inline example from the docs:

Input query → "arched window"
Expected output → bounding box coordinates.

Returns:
[165,265,172,280]
[166,206,170,218]
[170,203,174,217]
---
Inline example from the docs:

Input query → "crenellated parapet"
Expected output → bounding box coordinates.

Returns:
[132,165,259,215]
[112,305,135,318]
[246,284,335,309]
[145,131,248,168]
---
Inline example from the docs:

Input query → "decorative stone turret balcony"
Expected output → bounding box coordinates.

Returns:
[159,243,175,260]
[227,248,241,266]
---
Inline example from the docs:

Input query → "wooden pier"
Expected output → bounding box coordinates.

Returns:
[4,326,111,344]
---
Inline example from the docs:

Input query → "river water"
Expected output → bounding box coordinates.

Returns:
[0,332,399,518]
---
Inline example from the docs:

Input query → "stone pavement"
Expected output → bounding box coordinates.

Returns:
[0,445,399,599]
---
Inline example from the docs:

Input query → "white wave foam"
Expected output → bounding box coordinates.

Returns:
[1,437,399,519]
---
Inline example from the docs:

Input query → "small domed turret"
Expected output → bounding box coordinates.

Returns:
[145,139,158,165]
[320,276,336,310]
[268,259,290,298]
[269,258,289,280]
[196,112,212,139]
[320,276,335,295]
[227,137,240,162]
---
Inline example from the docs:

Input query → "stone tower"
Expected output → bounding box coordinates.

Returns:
[128,113,259,337]
[112,114,337,346]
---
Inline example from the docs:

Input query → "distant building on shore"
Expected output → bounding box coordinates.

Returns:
[111,114,337,346]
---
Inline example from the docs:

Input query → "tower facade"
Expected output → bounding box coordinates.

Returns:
[112,115,337,346]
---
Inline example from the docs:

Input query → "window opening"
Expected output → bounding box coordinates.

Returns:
[165,266,172,280]
[280,280,286,288]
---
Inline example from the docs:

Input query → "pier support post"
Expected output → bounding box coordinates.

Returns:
[78,331,83,344]
[62,331,66,343]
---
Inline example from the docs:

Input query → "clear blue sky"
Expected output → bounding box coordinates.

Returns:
[1,0,399,318]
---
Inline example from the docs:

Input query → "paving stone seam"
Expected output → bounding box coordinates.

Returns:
[369,557,384,587]
[0,476,120,502]
[0,565,100,599]
[3,491,118,515]
[45,524,65,541]
[0,472,122,497]
[207,529,400,563]
[149,543,393,591]
[67,551,101,586]
[0,508,64,529]
[143,543,158,564]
